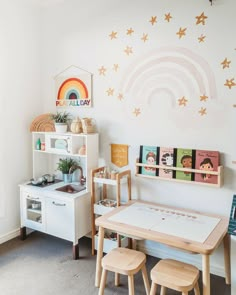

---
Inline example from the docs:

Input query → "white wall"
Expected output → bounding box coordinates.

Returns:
[0,0,236,278]
[0,0,42,241]
[39,0,236,277]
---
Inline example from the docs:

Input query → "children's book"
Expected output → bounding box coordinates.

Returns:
[173,148,195,181]
[228,195,236,236]
[139,145,159,176]
[159,147,174,179]
[194,150,220,184]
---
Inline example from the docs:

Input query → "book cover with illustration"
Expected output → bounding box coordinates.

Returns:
[159,147,174,179]
[173,148,195,181]
[139,145,159,176]
[228,195,236,236]
[194,150,220,184]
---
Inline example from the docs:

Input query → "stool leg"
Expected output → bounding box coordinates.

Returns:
[115,272,120,286]
[128,275,135,295]
[141,265,150,295]
[150,282,157,295]
[98,269,107,295]
[194,282,200,295]
[160,286,167,295]
[132,239,137,250]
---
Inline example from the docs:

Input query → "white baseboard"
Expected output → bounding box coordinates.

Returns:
[138,241,225,278]
[0,229,20,245]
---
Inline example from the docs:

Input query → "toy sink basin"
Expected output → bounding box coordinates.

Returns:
[55,184,86,194]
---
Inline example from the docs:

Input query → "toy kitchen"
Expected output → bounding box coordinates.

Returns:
[19,131,98,259]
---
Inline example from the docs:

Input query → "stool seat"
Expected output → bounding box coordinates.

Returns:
[150,259,200,295]
[99,247,150,295]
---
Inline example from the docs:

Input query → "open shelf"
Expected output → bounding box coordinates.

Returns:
[135,159,223,188]
[91,167,131,255]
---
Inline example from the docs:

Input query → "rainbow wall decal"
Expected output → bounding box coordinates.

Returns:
[57,78,88,100]
[56,76,91,107]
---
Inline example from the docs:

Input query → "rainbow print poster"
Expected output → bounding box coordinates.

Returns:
[55,74,92,107]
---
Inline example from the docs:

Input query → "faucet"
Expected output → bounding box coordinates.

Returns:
[69,165,86,185]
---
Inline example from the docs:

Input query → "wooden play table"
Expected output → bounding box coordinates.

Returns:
[95,200,230,295]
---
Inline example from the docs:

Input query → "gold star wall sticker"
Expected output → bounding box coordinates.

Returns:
[200,94,208,102]
[178,96,188,106]
[113,64,119,71]
[149,16,157,25]
[164,13,172,22]
[198,34,206,43]
[109,31,117,40]
[176,27,187,39]
[141,33,148,42]
[221,58,231,69]
[124,46,133,56]
[98,66,107,76]
[106,88,114,96]
[133,108,141,116]
[224,78,236,89]
[195,12,208,25]
[127,28,134,36]
[117,93,124,100]
[199,107,207,116]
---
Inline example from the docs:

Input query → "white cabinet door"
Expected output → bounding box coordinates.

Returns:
[46,197,74,241]
[21,190,45,232]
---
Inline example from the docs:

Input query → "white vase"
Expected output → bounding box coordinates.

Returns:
[55,123,68,133]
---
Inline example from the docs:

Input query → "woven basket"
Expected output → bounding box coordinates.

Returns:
[30,113,55,132]
[81,118,96,134]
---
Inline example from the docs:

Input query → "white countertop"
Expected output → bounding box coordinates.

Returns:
[19,180,88,200]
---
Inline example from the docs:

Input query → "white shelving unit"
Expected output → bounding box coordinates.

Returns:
[32,132,99,189]
[19,131,99,259]
[91,167,131,255]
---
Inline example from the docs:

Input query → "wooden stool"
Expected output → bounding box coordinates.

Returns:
[98,247,150,295]
[150,259,200,295]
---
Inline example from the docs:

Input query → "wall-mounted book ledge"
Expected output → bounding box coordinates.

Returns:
[135,159,224,188]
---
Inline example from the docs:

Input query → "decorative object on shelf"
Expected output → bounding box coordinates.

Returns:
[36,138,41,150]
[55,139,68,150]
[30,113,55,132]
[110,170,118,180]
[111,143,129,168]
[51,111,71,133]
[41,142,45,151]
[78,144,86,155]
[54,65,92,108]
[70,117,83,134]
[81,117,96,133]
[56,157,78,183]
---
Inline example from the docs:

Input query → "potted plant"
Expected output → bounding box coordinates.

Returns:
[51,111,71,133]
[57,158,78,183]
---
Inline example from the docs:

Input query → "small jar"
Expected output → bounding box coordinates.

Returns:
[41,142,45,151]
[110,170,118,180]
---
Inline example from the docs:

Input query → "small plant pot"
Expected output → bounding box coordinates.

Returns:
[55,123,68,133]
[63,173,72,183]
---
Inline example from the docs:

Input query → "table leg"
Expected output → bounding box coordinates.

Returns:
[95,226,104,287]
[202,254,210,295]
[223,233,231,284]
